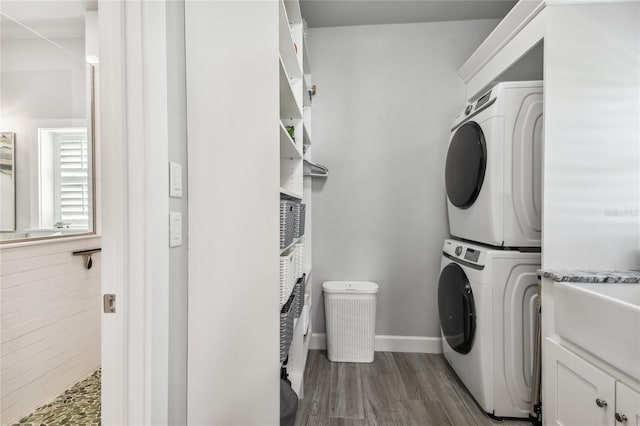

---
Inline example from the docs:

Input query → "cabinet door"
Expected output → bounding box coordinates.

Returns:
[546,340,616,426]
[616,382,640,426]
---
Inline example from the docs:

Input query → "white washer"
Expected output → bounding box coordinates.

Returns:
[446,81,543,248]
[437,239,540,419]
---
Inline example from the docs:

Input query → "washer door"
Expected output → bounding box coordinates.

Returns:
[445,121,487,209]
[438,263,476,354]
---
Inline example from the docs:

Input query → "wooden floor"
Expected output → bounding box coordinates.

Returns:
[294,351,530,426]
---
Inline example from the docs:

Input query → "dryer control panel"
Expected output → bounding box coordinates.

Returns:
[451,87,497,130]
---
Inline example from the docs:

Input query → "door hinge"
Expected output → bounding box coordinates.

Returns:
[103,294,116,313]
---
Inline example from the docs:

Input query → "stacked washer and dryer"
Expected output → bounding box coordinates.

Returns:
[437,81,543,420]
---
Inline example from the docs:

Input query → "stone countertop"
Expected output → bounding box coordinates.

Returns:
[539,270,640,283]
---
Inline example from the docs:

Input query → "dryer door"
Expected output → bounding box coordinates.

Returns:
[445,121,487,209]
[438,263,476,354]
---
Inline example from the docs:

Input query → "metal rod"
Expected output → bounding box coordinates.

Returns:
[72,248,101,270]
[72,248,102,256]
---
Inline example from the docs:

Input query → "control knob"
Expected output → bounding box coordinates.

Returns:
[455,246,463,256]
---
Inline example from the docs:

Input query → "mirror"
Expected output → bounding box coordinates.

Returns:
[0,3,96,242]
[0,132,15,231]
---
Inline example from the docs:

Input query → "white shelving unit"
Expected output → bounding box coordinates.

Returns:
[279,59,303,121]
[303,120,311,146]
[303,36,312,108]
[278,1,302,80]
[279,0,313,398]
[279,186,302,201]
[280,122,302,159]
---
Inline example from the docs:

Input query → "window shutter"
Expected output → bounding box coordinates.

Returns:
[56,132,89,229]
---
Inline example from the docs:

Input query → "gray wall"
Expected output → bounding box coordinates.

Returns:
[308,19,499,338]
[166,1,188,423]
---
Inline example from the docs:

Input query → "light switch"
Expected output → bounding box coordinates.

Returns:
[169,162,183,198]
[169,212,182,247]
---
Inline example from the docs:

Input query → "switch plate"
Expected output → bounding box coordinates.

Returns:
[169,212,182,247]
[169,162,183,198]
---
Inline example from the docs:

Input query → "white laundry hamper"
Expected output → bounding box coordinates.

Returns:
[323,281,378,363]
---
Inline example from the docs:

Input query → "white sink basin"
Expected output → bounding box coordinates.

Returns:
[554,282,640,381]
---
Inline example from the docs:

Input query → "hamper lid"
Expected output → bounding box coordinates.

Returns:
[323,281,378,294]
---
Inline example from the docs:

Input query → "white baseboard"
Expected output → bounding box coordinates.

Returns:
[310,333,327,350]
[310,333,442,354]
[375,335,443,353]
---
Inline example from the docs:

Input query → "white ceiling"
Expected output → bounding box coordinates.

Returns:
[0,1,96,40]
[300,0,517,28]
[0,1,96,22]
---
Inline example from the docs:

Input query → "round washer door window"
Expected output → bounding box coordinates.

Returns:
[438,263,476,354]
[445,122,487,209]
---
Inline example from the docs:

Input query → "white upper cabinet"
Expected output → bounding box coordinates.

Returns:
[458,0,545,100]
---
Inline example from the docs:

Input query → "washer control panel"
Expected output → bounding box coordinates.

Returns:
[464,248,480,262]
[442,239,486,267]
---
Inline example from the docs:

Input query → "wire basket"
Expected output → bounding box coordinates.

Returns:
[279,250,296,306]
[292,274,306,318]
[280,200,296,249]
[280,292,295,363]
[293,242,304,280]
[293,203,306,238]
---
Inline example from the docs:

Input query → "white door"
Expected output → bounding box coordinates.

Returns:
[546,340,615,426]
[616,382,640,426]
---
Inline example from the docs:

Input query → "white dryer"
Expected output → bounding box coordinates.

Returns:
[446,81,543,248]
[437,239,540,419]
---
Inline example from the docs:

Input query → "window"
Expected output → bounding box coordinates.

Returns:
[39,128,91,231]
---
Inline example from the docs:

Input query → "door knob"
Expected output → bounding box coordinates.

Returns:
[595,398,608,408]
[615,413,628,423]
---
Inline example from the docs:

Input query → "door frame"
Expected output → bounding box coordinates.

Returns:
[99,1,170,424]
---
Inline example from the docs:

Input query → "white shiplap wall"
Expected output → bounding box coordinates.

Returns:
[0,236,101,424]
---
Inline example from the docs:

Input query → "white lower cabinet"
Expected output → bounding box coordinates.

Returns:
[547,339,640,426]
[617,382,640,426]
[547,340,615,426]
